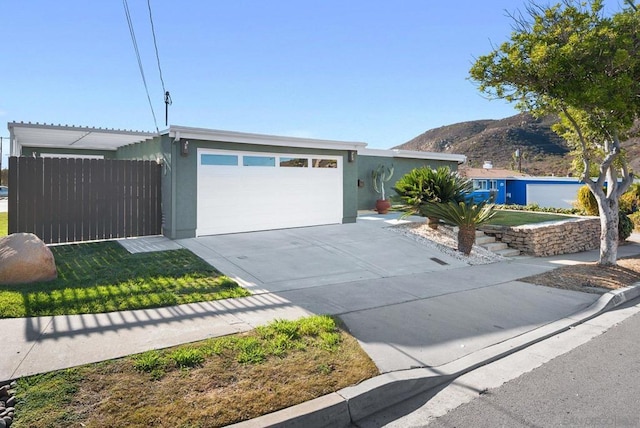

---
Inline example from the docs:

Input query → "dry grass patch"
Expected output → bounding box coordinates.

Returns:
[521,256,640,294]
[14,316,378,428]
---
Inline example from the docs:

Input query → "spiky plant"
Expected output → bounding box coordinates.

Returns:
[393,167,472,228]
[372,164,394,200]
[421,201,496,255]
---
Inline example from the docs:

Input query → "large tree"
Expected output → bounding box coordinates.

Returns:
[470,0,640,265]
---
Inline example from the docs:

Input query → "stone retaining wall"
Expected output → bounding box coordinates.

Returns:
[480,217,601,257]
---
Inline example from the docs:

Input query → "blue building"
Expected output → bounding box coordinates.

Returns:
[461,164,527,205]
[505,177,583,208]
[462,164,584,209]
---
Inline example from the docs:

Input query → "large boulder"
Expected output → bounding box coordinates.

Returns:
[0,233,57,285]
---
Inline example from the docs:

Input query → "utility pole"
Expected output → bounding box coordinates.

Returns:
[514,148,522,173]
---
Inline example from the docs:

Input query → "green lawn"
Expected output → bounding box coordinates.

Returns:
[0,241,250,318]
[486,210,574,227]
[0,212,7,237]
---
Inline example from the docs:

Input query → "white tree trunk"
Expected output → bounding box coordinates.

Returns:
[598,198,619,266]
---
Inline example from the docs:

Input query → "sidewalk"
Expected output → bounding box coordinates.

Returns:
[2,220,640,426]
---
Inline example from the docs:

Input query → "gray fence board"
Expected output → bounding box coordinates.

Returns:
[8,157,162,244]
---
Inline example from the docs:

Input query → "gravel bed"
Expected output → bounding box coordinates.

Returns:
[389,222,505,265]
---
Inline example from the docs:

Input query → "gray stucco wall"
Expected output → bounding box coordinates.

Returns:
[357,155,460,210]
[156,138,356,239]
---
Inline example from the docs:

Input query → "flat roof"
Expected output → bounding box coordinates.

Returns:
[7,122,368,154]
[358,148,466,164]
[460,167,529,179]
[167,125,367,151]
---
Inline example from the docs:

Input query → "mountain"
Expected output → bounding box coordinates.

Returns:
[395,113,573,176]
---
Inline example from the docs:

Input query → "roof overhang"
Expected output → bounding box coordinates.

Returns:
[8,122,156,155]
[358,147,467,164]
[167,125,367,151]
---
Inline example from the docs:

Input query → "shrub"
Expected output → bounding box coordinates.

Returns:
[619,211,633,242]
[630,212,640,231]
[393,167,472,218]
[619,192,637,214]
[576,185,599,216]
[494,203,582,215]
[620,183,640,214]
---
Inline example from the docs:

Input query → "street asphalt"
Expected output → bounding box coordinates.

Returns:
[3,213,640,427]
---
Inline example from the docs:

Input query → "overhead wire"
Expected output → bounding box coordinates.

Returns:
[122,0,160,133]
[147,0,167,95]
[147,0,171,126]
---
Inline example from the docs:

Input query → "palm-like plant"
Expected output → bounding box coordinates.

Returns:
[394,167,472,228]
[421,201,496,255]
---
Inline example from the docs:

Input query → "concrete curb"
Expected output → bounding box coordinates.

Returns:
[230,284,640,428]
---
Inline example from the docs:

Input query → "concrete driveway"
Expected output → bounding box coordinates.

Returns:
[177,216,468,294]
[178,216,603,373]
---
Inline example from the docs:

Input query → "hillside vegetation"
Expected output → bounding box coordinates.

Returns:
[395,112,640,176]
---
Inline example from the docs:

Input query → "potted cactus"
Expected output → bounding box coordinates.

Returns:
[372,164,394,214]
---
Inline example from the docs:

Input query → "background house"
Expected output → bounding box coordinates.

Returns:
[460,162,528,204]
[460,162,583,208]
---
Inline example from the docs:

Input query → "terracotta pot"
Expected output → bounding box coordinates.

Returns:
[375,199,391,214]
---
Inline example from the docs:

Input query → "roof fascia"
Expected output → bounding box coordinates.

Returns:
[167,126,367,151]
[358,148,466,164]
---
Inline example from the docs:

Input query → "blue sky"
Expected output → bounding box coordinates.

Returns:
[1,1,534,165]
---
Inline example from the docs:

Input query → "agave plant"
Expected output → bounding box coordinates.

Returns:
[393,166,472,228]
[421,200,496,255]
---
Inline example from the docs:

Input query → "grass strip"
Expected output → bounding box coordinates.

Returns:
[486,210,573,227]
[0,241,250,318]
[14,315,378,427]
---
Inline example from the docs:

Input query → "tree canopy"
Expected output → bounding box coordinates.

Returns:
[469,0,639,264]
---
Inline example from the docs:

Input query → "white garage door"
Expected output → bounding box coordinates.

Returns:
[197,149,343,235]
[526,183,582,209]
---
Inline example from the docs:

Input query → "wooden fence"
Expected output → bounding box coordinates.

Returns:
[8,157,162,244]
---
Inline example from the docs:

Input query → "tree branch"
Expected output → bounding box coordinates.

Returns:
[562,106,593,184]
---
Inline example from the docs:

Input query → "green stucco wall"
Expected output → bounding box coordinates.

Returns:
[357,155,460,211]
[155,137,356,239]
[116,136,174,237]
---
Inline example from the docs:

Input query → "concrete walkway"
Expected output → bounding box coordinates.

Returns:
[3,216,640,396]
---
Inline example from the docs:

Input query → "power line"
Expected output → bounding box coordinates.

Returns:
[122,0,159,133]
[147,0,171,127]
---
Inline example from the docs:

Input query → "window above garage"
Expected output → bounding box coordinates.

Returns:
[199,151,341,169]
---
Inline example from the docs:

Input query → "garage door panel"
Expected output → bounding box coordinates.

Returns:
[526,183,582,209]
[197,150,343,235]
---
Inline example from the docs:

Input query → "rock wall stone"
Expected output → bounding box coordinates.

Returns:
[480,218,601,257]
